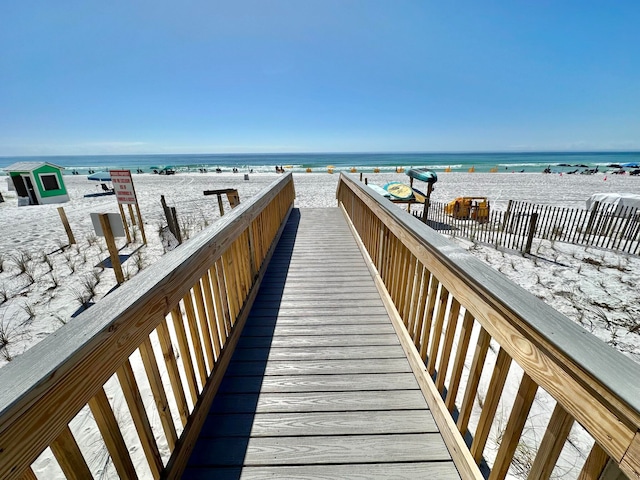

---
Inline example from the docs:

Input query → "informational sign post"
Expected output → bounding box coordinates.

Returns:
[109,170,147,244]
[90,213,126,284]
[110,170,137,205]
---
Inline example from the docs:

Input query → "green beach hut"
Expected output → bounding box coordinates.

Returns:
[5,162,69,206]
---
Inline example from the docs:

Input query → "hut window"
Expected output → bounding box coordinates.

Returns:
[40,174,60,191]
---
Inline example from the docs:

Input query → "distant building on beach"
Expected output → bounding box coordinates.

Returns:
[5,161,69,206]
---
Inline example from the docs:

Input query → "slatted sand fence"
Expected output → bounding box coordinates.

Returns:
[184,208,460,478]
[421,199,640,255]
[338,173,640,479]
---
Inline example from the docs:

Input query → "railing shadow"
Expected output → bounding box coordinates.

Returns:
[184,208,301,478]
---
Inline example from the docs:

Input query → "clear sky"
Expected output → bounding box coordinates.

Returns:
[1,0,639,156]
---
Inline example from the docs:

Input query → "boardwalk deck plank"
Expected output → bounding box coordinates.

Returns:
[185,208,459,479]
[226,357,412,376]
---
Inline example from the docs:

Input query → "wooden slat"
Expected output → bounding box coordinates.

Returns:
[427,285,449,374]
[190,433,451,466]
[156,319,190,425]
[50,425,93,480]
[489,373,538,480]
[219,373,419,394]
[445,310,475,411]
[139,337,178,450]
[210,389,428,413]
[18,468,38,480]
[88,388,138,479]
[201,410,438,436]
[193,279,215,372]
[226,358,411,376]
[170,306,200,404]
[435,298,461,392]
[182,293,208,387]
[231,345,406,361]
[116,359,163,479]
[528,402,574,480]
[577,442,610,480]
[183,462,459,479]
[457,327,491,435]
[241,323,395,337]
[238,334,400,348]
[470,347,512,462]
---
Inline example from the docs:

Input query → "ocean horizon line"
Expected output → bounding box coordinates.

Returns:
[2,149,640,159]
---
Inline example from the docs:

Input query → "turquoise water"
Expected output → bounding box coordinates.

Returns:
[1,152,639,175]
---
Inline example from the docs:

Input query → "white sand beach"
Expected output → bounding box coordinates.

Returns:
[1,170,639,364]
[1,170,639,478]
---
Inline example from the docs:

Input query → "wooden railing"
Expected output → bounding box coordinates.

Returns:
[337,173,640,480]
[0,173,296,479]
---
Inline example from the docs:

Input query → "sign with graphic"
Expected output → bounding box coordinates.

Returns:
[110,169,137,205]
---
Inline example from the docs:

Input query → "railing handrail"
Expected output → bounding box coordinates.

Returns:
[0,172,295,478]
[337,173,640,477]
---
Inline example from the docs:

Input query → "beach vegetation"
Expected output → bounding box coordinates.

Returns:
[52,313,67,326]
[54,237,68,252]
[66,259,77,274]
[21,302,36,324]
[23,265,36,286]
[86,233,98,247]
[71,286,92,309]
[0,313,19,361]
[9,251,31,276]
[42,252,54,273]
[132,251,146,271]
[79,273,100,302]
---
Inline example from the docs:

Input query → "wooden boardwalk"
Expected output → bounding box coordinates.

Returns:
[184,208,459,479]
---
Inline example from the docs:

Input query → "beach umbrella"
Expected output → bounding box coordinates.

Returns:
[87,171,111,182]
[622,162,639,168]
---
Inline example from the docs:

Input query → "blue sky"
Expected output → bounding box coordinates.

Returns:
[1,0,639,156]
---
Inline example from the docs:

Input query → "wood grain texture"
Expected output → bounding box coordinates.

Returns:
[226,358,411,376]
[201,410,438,437]
[186,207,457,478]
[190,433,451,466]
[139,337,178,450]
[528,402,574,480]
[88,388,139,479]
[50,425,93,480]
[488,373,538,480]
[117,359,163,479]
[341,202,481,480]
[337,173,640,467]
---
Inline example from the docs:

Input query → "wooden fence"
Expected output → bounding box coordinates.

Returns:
[0,173,296,479]
[338,173,640,480]
[420,199,640,255]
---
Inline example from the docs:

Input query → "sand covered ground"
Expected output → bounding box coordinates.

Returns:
[1,170,639,478]
[2,170,638,364]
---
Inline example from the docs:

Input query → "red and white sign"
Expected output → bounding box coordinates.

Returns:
[110,170,137,205]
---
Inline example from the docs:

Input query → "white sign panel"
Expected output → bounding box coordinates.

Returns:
[110,169,137,205]
[90,213,126,237]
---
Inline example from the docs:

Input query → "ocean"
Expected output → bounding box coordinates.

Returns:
[1,151,639,175]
